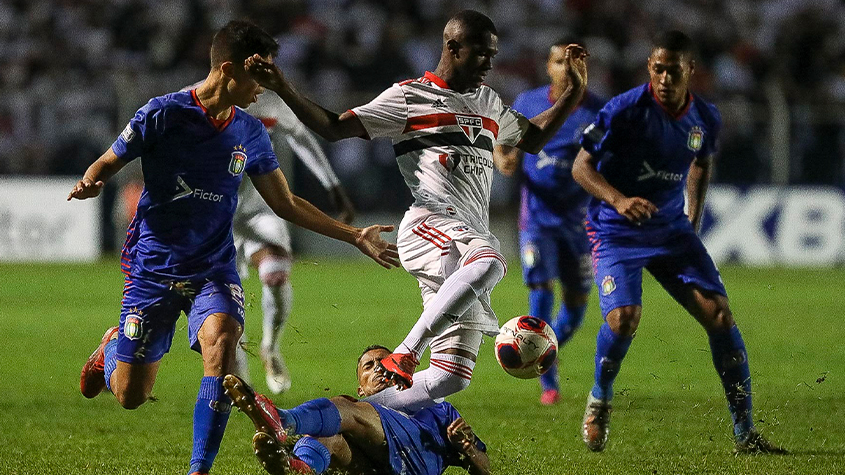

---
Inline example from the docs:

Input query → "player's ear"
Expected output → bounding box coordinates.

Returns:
[446,39,462,58]
[356,386,364,397]
[688,58,696,77]
[220,61,236,79]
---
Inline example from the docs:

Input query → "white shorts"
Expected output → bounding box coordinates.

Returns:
[234,212,292,277]
[398,208,504,338]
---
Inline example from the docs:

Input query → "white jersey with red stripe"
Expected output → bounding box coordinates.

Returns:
[351,71,530,237]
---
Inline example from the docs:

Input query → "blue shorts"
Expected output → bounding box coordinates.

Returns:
[591,231,727,318]
[116,273,245,364]
[520,223,592,293]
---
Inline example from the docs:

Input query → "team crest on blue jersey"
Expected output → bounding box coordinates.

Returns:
[522,242,537,268]
[601,275,616,296]
[124,310,144,340]
[456,115,483,143]
[120,123,135,143]
[687,126,704,152]
[229,145,247,176]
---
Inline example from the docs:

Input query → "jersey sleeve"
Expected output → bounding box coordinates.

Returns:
[350,84,408,139]
[496,103,531,147]
[111,99,165,161]
[700,104,722,158]
[580,97,626,156]
[244,123,280,176]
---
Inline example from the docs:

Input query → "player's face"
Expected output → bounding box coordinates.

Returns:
[648,48,694,109]
[454,33,498,90]
[225,54,271,108]
[546,45,568,87]
[357,348,391,397]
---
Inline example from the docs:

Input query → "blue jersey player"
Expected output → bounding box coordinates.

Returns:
[572,31,784,454]
[223,345,490,475]
[69,21,399,475]
[494,39,605,405]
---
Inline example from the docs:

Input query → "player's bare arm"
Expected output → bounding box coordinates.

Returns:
[67,148,128,201]
[251,169,399,268]
[245,55,368,141]
[686,154,713,233]
[447,417,490,475]
[572,148,659,223]
[517,45,588,154]
[492,145,522,177]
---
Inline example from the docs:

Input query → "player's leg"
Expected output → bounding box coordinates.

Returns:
[250,244,294,394]
[649,234,785,453]
[554,228,593,346]
[187,278,246,475]
[384,220,506,387]
[520,230,560,402]
[366,326,482,413]
[583,241,646,452]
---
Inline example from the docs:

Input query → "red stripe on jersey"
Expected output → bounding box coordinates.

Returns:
[259,117,278,129]
[423,71,450,89]
[191,89,235,131]
[463,249,508,275]
[412,228,445,249]
[420,222,451,242]
[430,359,473,380]
[403,113,499,138]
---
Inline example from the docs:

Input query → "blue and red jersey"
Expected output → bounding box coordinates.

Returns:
[112,90,278,281]
[514,87,605,231]
[580,83,721,242]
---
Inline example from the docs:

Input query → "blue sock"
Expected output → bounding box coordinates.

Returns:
[591,323,633,402]
[103,339,118,392]
[189,377,232,474]
[529,288,557,392]
[278,398,341,437]
[555,303,588,346]
[293,437,331,474]
[709,325,754,437]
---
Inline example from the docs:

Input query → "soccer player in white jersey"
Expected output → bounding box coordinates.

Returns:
[243,10,588,411]
[236,92,355,394]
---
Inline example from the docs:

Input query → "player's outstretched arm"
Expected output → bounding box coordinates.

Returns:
[572,148,658,223]
[492,145,522,177]
[447,418,490,475]
[251,169,399,268]
[687,154,713,233]
[67,148,128,201]
[517,45,588,154]
[245,55,367,142]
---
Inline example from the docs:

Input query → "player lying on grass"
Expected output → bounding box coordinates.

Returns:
[242,9,588,413]
[69,20,398,475]
[223,345,490,475]
[572,30,785,454]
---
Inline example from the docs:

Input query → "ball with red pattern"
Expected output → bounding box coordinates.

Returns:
[494,316,558,379]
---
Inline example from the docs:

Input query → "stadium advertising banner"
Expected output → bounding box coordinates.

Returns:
[0,177,101,262]
[701,185,844,266]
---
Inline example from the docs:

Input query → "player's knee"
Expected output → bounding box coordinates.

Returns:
[529,281,554,291]
[114,388,149,410]
[707,307,735,332]
[607,306,641,336]
[463,247,506,289]
[258,255,292,287]
[427,371,472,399]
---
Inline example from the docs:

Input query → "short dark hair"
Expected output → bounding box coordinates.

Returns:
[651,30,695,56]
[357,345,390,367]
[210,20,279,68]
[450,10,498,38]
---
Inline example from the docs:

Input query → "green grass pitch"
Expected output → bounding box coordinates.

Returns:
[0,259,842,474]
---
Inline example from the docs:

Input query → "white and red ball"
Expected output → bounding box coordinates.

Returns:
[494,316,558,379]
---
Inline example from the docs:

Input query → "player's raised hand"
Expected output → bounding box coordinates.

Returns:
[245,54,286,91]
[355,225,400,269]
[563,44,589,93]
[67,178,105,201]
[614,196,659,224]
[447,417,477,452]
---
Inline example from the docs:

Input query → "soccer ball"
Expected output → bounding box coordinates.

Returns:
[494,316,557,379]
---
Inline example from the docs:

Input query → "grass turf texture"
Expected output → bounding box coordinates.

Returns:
[0,260,841,475]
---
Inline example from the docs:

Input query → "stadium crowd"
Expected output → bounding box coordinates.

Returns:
[2,0,844,207]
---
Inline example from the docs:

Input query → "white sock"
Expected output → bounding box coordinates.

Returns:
[396,248,505,359]
[260,281,292,353]
[365,354,475,413]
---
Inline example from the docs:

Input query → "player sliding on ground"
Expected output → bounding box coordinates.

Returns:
[572,30,785,454]
[70,21,399,475]
[223,345,490,475]
[243,9,588,412]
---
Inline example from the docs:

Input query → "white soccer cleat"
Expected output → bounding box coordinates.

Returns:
[262,348,291,395]
[582,392,612,452]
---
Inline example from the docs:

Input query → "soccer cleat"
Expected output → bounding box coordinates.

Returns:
[734,429,788,455]
[376,352,419,390]
[261,348,292,395]
[582,393,612,452]
[223,374,288,445]
[252,432,315,475]
[80,326,119,399]
[540,389,560,406]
